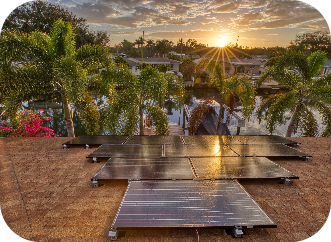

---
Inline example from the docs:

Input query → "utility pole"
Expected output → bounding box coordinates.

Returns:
[181,38,183,59]
[142,31,144,64]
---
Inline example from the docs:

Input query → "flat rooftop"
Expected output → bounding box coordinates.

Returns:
[0,137,330,241]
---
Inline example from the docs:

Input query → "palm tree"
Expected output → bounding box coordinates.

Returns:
[256,51,331,137]
[134,36,145,55]
[146,39,155,54]
[196,58,255,131]
[155,39,173,57]
[102,65,184,135]
[0,19,109,137]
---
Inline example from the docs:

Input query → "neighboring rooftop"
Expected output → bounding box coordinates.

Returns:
[0,137,330,241]
[127,57,181,65]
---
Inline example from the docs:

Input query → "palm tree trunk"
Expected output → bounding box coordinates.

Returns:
[139,106,144,135]
[286,102,301,137]
[62,94,75,137]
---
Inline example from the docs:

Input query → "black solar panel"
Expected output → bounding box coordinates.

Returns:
[190,157,299,179]
[92,157,195,180]
[62,135,129,146]
[125,135,184,144]
[111,180,277,229]
[233,135,299,146]
[228,144,311,158]
[182,135,242,145]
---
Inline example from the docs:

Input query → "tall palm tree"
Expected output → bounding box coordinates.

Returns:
[196,58,255,132]
[155,39,173,57]
[256,51,331,137]
[102,65,184,135]
[146,39,155,54]
[0,19,109,137]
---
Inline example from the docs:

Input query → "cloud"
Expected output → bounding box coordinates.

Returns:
[230,0,326,30]
[213,2,241,13]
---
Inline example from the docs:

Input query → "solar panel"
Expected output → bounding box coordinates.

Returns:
[87,144,239,159]
[182,135,242,145]
[233,135,299,146]
[125,135,184,144]
[92,157,195,180]
[228,144,311,158]
[87,144,164,158]
[111,180,277,229]
[190,157,299,179]
[62,135,129,147]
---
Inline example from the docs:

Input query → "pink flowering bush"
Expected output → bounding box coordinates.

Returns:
[0,110,58,137]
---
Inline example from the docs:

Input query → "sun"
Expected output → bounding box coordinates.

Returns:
[217,39,227,47]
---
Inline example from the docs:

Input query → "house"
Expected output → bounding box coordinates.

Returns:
[194,57,262,77]
[126,57,181,75]
[319,59,331,75]
[252,55,269,73]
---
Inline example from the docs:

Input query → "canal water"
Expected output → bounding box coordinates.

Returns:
[27,88,325,137]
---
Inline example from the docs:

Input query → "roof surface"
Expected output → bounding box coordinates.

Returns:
[0,137,330,241]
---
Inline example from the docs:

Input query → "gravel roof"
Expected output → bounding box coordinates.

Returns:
[1,137,330,241]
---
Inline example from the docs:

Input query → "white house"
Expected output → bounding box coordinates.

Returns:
[126,57,181,75]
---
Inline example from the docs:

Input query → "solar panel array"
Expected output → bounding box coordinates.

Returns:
[76,135,308,238]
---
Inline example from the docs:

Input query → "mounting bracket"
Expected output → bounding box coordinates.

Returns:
[232,226,243,238]
[85,144,89,149]
[105,228,118,241]
[91,180,99,188]
[63,144,67,149]
[283,178,291,186]
[92,157,98,163]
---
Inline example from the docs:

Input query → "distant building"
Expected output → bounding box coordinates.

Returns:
[320,59,331,75]
[126,57,181,75]
[195,57,262,77]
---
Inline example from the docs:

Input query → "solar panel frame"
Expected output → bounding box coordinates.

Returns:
[111,180,277,229]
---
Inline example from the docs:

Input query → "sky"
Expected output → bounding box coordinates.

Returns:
[43,0,331,48]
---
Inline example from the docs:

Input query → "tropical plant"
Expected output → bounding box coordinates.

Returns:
[198,58,255,128]
[155,39,173,56]
[101,65,184,135]
[0,19,110,137]
[188,99,213,135]
[0,110,57,137]
[256,51,331,137]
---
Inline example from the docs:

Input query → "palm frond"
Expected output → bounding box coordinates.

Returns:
[312,100,331,137]
[310,74,331,88]
[297,105,318,137]
[308,51,327,80]
[275,51,310,83]
[49,19,76,59]
[145,104,169,135]
[223,76,256,118]
[309,86,331,104]
[76,44,110,73]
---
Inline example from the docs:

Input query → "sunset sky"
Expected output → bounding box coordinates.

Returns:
[1,0,331,48]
